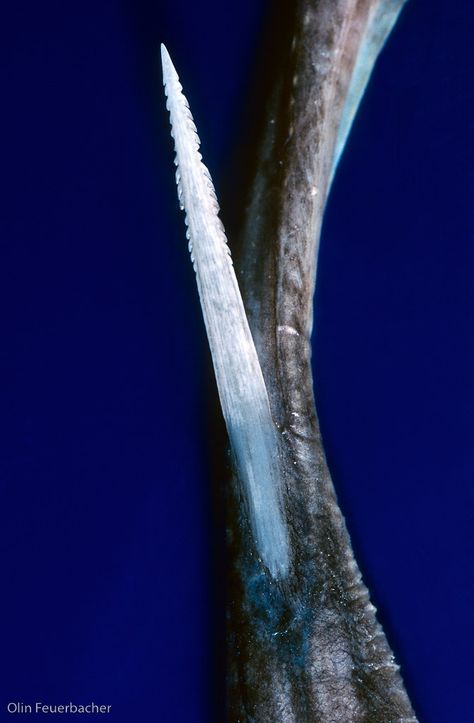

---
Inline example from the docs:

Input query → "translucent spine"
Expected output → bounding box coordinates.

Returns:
[161,44,290,578]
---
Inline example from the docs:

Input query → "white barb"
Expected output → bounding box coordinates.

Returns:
[161,44,290,578]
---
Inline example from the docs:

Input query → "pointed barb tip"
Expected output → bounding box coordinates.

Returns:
[160,43,178,88]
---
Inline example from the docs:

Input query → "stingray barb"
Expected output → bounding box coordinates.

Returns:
[162,1,417,720]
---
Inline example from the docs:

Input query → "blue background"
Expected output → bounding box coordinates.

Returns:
[0,1,472,721]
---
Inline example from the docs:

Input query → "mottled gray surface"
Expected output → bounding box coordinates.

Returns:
[229,1,416,720]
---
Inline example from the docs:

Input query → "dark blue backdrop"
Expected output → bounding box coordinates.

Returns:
[0,2,472,721]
